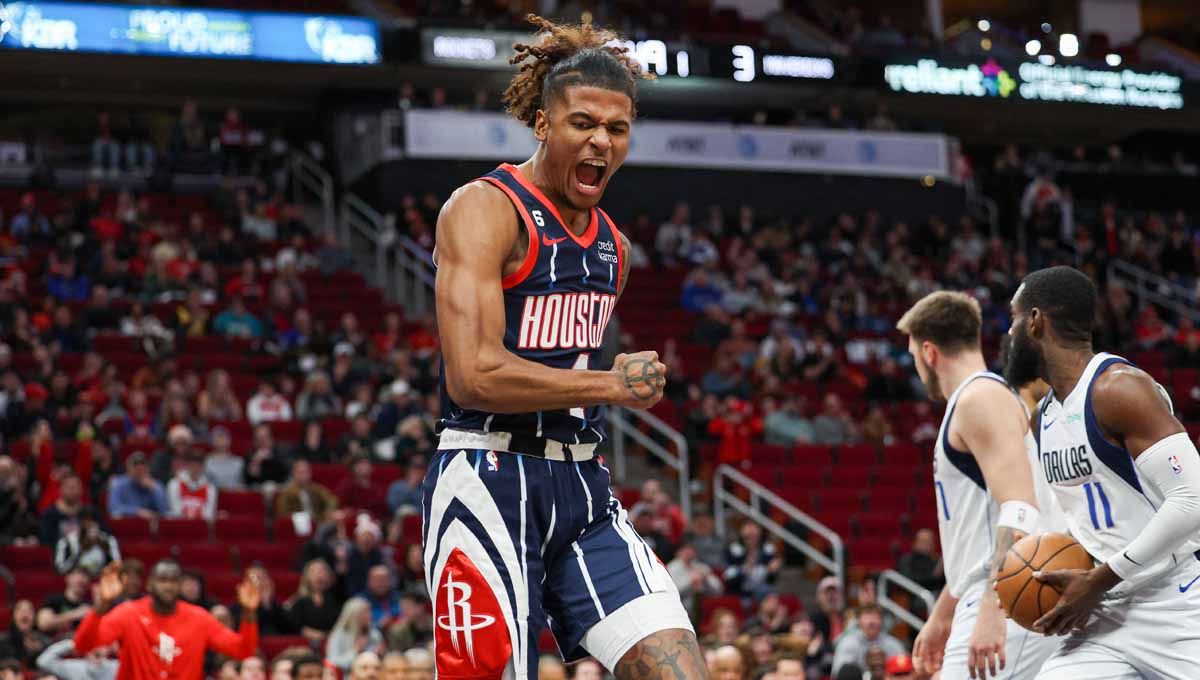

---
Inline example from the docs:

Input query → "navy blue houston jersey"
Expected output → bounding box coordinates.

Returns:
[437,163,625,444]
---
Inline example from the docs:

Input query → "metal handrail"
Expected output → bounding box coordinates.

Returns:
[608,407,692,520]
[1108,258,1200,324]
[713,464,845,590]
[289,152,335,237]
[341,193,391,292]
[877,569,935,630]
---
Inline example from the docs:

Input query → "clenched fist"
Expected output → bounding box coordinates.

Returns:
[611,351,667,409]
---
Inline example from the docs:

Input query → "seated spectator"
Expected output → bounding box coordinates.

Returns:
[340,415,377,461]
[331,514,391,597]
[38,472,91,547]
[386,457,426,517]
[167,449,218,520]
[197,369,243,422]
[151,424,194,485]
[10,193,53,242]
[292,420,335,463]
[335,455,388,519]
[348,651,382,680]
[106,452,168,519]
[213,296,265,339]
[287,559,343,644]
[175,287,212,338]
[861,405,894,446]
[358,566,402,630]
[746,592,792,635]
[701,354,745,398]
[763,396,815,446]
[812,394,859,445]
[865,358,914,402]
[232,566,293,636]
[54,508,120,576]
[538,655,567,680]
[180,570,214,610]
[296,372,342,421]
[224,258,264,300]
[831,605,906,676]
[46,255,90,303]
[709,645,746,680]
[247,381,293,424]
[35,568,91,637]
[655,201,692,264]
[275,460,339,524]
[36,639,118,680]
[44,306,89,353]
[120,302,174,357]
[80,285,121,331]
[205,426,245,490]
[896,528,943,594]
[707,397,763,467]
[723,521,782,599]
[667,535,722,617]
[241,426,288,489]
[238,656,266,680]
[681,269,724,313]
[810,576,846,642]
[370,381,417,443]
[2,600,48,667]
[773,652,806,680]
[381,652,408,680]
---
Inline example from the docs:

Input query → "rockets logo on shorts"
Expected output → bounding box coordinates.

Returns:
[517,292,616,350]
[436,548,510,676]
[1170,454,1183,475]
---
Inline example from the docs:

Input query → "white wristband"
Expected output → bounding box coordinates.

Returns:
[996,500,1040,535]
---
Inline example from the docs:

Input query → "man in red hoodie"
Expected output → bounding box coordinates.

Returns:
[75,560,260,680]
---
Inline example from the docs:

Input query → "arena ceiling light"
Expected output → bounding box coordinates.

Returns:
[1026,39,1042,56]
[1106,53,1122,67]
[977,19,990,32]
[1059,33,1079,57]
[1038,54,1056,65]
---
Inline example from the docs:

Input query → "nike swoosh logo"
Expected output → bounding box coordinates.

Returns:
[1043,419,1055,430]
[1180,574,1200,593]
[542,234,567,246]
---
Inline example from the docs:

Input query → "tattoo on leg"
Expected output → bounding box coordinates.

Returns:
[614,629,709,680]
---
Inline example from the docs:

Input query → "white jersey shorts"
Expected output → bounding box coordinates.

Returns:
[940,580,1060,680]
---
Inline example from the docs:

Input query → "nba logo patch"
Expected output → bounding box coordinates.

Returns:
[1170,455,1183,475]
[486,451,499,472]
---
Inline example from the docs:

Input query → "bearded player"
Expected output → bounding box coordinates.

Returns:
[425,15,704,680]
[74,560,260,680]
[897,291,1060,679]
[1004,266,1200,679]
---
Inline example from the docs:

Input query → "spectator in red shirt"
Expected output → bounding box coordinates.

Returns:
[74,560,260,680]
[707,397,763,467]
[335,455,388,519]
[224,259,264,301]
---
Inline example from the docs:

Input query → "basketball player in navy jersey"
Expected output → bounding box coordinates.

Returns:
[1005,266,1200,679]
[424,15,706,680]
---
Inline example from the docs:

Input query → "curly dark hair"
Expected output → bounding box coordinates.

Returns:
[503,14,653,129]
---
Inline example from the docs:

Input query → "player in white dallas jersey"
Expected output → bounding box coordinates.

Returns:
[898,291,1060,680]
[1004,266,1200,680]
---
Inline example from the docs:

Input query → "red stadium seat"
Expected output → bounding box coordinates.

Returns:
[207,572,244,603]
[121,540,174,567]
[215,516,268,542]
[273,572,301,600]
[218,491,267,516]
[310,464,348,489]
[158,519,211,542]
[235,542,298,571]
[14,571,62,605]
[108,517,154,541]
[176,544,234,571]
[0,545,52,570]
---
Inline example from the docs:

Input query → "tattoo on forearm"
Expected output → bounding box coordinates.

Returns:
[622,359,664,399]
[990,527,1018,585]
[614,629,709,680]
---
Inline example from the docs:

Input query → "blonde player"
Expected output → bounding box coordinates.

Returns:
[1004,266,1200,679]
[898,291,1059,679]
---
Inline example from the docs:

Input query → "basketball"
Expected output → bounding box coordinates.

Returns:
[996,533,1095,631]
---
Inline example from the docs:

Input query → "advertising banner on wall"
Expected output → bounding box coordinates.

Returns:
[883,57,1183,110]
[403,110,952,180]
[0,1,380,64]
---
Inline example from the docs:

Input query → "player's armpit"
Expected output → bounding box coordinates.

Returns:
[953,379,1038,507]
[1090,365,1185,458]
[435,182,623,413]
